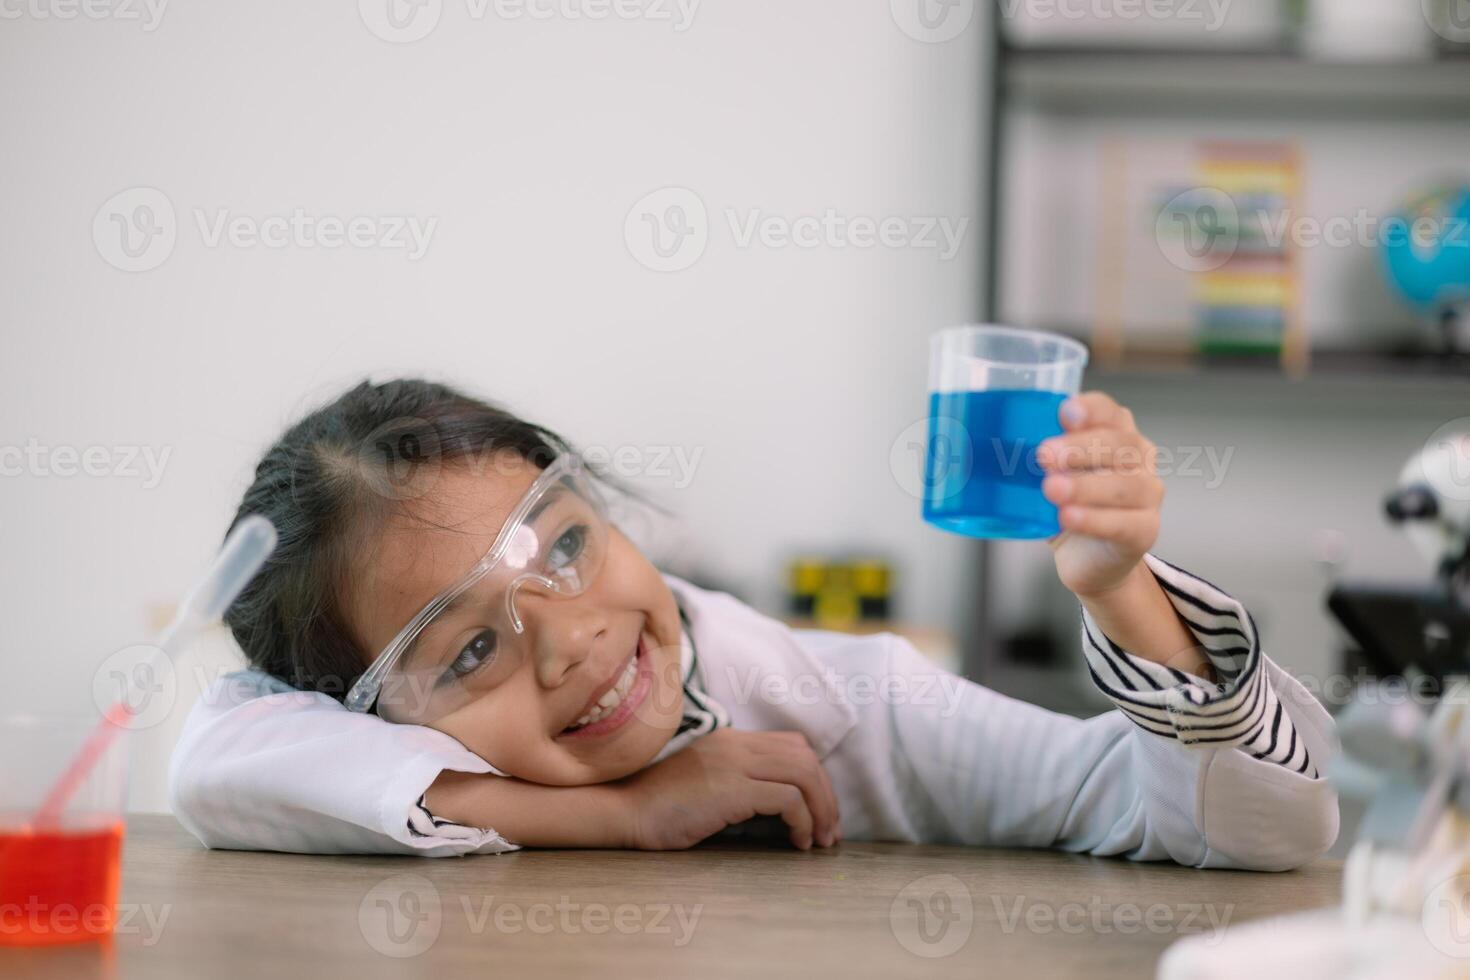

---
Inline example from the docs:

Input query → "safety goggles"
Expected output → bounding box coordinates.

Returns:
[344,453,610,725]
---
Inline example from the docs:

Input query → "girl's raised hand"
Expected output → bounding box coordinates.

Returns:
[1037,391,1166,600]
[614,729,841,851]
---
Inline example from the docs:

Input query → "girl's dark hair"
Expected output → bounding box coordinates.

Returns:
[223,378,574,699]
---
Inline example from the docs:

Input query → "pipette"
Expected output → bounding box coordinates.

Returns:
[35,515,278,826]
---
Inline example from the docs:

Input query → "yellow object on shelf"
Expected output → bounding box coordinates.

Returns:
[783,556,894,631]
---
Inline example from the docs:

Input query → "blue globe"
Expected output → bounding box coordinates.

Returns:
[1381,184,1470,316]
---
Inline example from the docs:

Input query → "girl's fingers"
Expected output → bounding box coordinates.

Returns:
[744,755,837,847]
[748,780,815,851]
[746,733,840,846]
[1056,504,1159,552]
[1060,391,1138,434]
[767,731,840,827]
[1038,428,1154,474]
[1043,470,1164,510]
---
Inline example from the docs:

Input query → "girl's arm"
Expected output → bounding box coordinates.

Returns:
[1039,391,1317,776]
[170,670,838,854]
[426,728,842,851]
[1073,561,1215,682]
[169,670,515,855]
[422,774,629,848]
[833,628,1337,871]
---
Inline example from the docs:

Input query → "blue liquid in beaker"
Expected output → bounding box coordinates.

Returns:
[921,388,1067,540]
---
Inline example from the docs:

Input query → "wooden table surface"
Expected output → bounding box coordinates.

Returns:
[4,815,1342,980]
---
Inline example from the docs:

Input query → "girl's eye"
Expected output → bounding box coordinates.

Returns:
[545,524,588,573]
[446,629,498,680]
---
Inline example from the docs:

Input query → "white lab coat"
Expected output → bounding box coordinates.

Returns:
[169,556,1340,870]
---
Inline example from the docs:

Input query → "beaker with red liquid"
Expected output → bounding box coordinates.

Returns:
[0,715,128,946]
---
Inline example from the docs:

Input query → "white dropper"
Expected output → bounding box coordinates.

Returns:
[36,515,278,826]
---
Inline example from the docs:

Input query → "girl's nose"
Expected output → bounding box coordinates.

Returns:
[526,599,606,688]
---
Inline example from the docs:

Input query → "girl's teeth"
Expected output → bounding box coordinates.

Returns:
[569,653,639,730]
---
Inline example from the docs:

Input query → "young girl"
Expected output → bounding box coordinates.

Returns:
[169,379,1338,869]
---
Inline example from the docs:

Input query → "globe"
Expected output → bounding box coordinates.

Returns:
[1381,184,1470,317]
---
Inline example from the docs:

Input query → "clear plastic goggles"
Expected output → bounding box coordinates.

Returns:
[344,454,609,725]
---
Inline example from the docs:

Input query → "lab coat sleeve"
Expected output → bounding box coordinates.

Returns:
[168,670,519,856]
[1068,552,1341,869]
[1079,553,1326,776]
[816,624,1338,871]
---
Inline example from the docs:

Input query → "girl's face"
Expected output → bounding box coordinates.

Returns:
[343,455,686,786]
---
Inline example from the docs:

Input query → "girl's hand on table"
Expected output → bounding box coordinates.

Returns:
[615,729,841,852]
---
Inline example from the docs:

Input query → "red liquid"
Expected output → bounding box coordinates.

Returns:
[0,821,124,946]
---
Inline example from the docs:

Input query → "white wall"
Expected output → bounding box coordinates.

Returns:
[0,1,990,810]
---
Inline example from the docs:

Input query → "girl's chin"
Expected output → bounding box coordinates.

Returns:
[558,707,682,784]
[530,746,662,786]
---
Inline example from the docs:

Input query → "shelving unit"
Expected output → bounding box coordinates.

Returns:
[1004,48,1470,116]
[1019,329,1470,381]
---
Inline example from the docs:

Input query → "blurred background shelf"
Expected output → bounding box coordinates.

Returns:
[1028,331,1470,382]
[1003,48,1470,116]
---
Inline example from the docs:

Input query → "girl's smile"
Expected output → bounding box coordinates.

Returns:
[556,631,654,739]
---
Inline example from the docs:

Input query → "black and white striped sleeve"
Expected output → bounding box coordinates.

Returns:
[408,793,518,849]
[1079,553,1318,779]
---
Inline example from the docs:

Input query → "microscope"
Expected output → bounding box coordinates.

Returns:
[1161,427,1470,978]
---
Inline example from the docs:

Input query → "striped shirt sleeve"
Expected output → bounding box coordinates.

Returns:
[1079,553,1318,779]
[407,793,516,847]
